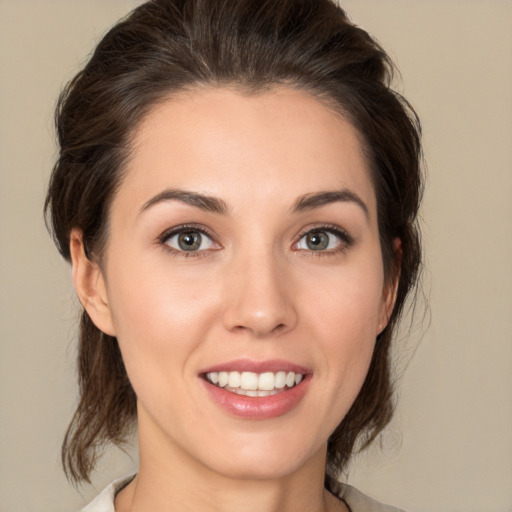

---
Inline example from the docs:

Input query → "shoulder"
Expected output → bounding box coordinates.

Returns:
[329,478,407,512]
[80,474,405,512]
[79,475,135,512]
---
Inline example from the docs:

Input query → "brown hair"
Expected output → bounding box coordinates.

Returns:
[45,0,423,484]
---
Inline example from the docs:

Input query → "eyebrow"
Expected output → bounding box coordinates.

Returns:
[139,187,368,219]
[291,189,369,218]
[139,189,229,215]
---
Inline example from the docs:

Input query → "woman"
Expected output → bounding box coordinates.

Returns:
[45,0,422,510]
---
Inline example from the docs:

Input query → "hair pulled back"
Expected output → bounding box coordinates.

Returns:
[45,0,423,484]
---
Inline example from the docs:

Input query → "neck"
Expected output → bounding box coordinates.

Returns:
[114,413,344,512]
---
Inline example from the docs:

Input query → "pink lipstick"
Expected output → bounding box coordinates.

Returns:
[199,359,311,419]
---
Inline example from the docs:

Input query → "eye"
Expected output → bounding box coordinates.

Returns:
[163,229,216,252]
[295,227,351,252]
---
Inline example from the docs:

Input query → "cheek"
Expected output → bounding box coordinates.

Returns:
[304,263,384,398]
[107,248,214,330]
[104,256,218,390]
[306,261,385,341]
[316,290,377,384]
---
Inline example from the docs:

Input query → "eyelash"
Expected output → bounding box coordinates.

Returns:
[158,224,220,258]
[294,224,354,256]
[157,223,353,257]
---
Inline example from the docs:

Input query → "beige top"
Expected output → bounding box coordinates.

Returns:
[80,474,406,512]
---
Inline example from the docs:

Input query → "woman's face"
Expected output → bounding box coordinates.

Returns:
[79,87,395,480]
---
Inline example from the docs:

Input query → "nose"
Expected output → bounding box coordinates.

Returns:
[222,248,298,338]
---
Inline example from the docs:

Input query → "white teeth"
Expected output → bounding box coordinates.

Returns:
[259,372,275,390]
[205,370,305,393]
[227,372,241,388]
[275,371,286,389]
[218,372,228,387]
[240,372,259,390]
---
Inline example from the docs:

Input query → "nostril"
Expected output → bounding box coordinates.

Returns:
[222,275,298,336]
[228,320,289,337]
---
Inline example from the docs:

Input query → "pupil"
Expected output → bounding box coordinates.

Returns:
[307,232,328,250]
[178,231,201,251]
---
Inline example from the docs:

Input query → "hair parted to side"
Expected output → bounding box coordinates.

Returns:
[45,0,423,485]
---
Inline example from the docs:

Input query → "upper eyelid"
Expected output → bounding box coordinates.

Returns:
[156,222,353,249]
[158,225,221,257]
[296,224,353,241]
[158,223,217,243]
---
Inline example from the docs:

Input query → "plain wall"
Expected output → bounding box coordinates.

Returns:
[1,1,511,511]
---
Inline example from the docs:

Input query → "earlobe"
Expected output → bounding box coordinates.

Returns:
[69,229,116,336]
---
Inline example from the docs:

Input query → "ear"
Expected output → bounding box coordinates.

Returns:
[69,229,116,336]
[377,237,402,335]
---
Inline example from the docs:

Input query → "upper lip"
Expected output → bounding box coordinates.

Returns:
[199,358,310,375]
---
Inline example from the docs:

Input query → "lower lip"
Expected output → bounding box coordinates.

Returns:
[201,377,311,420]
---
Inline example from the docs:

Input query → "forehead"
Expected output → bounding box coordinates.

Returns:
[117,86,376,217]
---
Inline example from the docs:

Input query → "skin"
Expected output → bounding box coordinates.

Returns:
[71,87,397,512]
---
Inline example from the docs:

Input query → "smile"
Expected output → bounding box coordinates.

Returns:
[204,371,304,397]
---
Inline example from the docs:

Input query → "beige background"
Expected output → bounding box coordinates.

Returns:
[1,1,511,511]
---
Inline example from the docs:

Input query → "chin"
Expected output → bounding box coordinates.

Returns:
[195,434,326,482]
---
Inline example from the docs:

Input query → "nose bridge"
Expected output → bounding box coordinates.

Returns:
[222,240,297,337]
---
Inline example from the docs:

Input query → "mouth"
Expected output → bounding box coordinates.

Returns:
[203,370,304,397]
[200,362,311,419]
